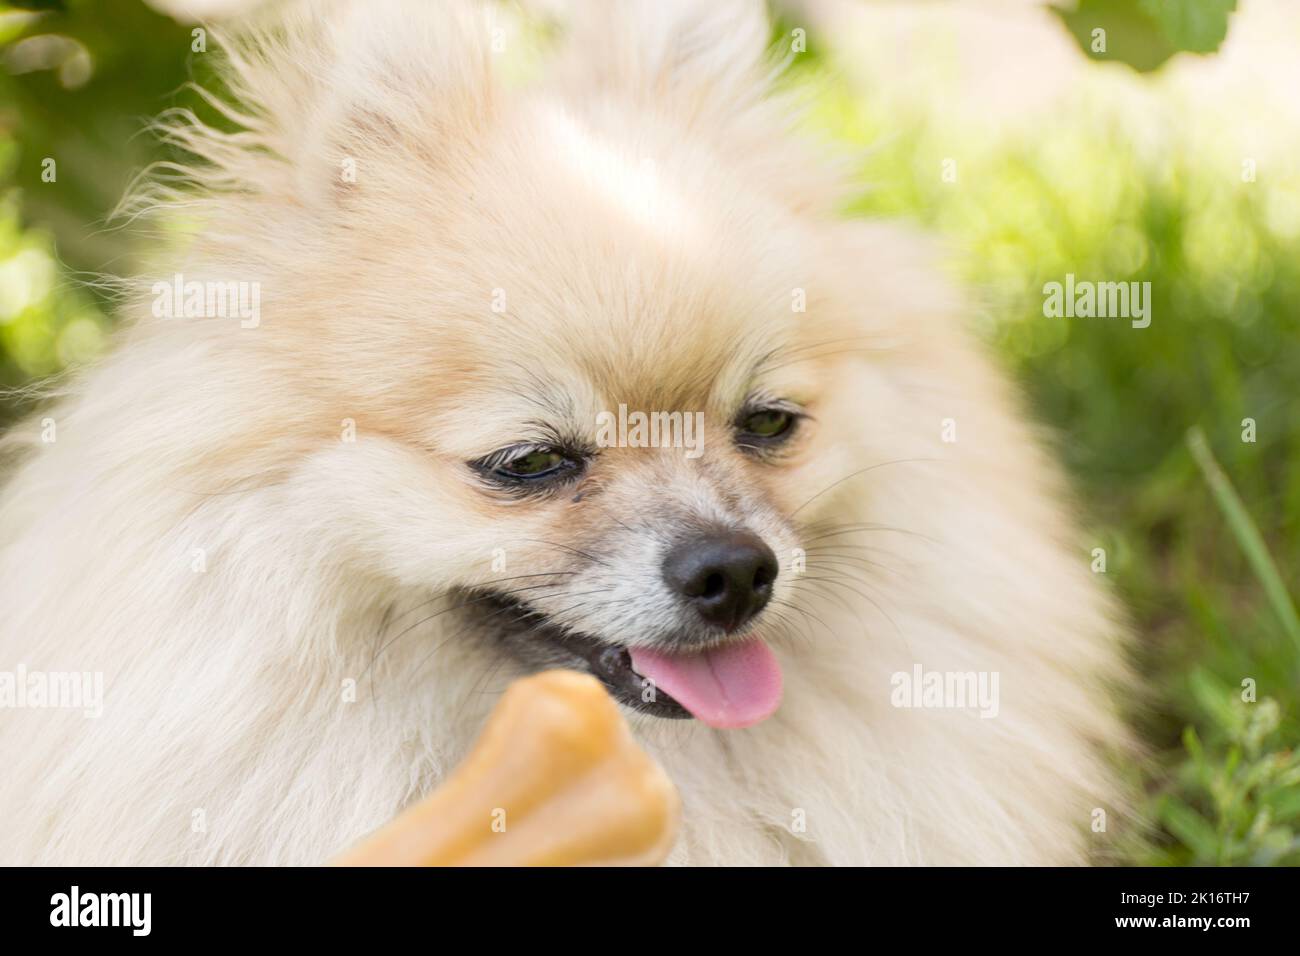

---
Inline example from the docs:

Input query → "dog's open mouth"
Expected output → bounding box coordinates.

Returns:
[469,590,783,728]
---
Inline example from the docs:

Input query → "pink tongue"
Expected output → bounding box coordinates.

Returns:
[628,637,783,729]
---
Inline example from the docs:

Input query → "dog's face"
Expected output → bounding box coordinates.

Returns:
[283,102,893,728]
[345,111,856,728]
[198,3,919,728]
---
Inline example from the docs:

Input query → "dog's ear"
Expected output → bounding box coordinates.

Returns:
[554,0,772,123]
[545,0,838,217]
[315,0,498,196]
[207,0,499,209]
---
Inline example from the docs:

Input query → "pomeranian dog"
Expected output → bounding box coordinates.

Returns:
[0,0,1130,865]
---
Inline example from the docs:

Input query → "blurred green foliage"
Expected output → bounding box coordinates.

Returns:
[2,1,1296,865]
[0,0,200,407]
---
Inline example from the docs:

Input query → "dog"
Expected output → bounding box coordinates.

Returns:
[0,0,1130,865]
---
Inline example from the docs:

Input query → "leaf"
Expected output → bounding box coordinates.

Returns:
[1158,795,1220,861]
[1052,0,1179,73]
[1187,668,1242,735]
[1052,0,1239,73]
[1139,0,1237,54]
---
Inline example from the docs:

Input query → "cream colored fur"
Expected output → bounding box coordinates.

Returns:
[0,0,1130,865]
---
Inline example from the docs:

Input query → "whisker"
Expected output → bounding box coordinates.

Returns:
[789,459,941,519]
[794,573,903,643]
[516,538,612,568]
[385,571,579,630]
[365,580,575,679]
[798,522,936,545]
[805,554,905,578]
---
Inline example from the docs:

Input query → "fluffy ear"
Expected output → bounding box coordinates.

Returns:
[313,0,497,176]
[555,0,773,120]
[542,0,835,219]
[204,0,499,207]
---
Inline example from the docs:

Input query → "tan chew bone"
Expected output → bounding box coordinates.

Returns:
[333,669,680,866]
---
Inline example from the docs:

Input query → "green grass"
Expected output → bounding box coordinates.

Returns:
[1150,430,1300,865]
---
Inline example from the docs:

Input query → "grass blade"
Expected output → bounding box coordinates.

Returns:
[1186,426,1300,655]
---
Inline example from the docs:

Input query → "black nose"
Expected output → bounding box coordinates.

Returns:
[662,530,778,632]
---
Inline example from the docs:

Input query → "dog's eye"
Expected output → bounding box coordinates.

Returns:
[497,448,568,479]
[740,409,793,439]
[475,445,582,486]
[734,403,804,456]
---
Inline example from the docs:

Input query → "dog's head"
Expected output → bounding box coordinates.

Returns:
[162,0,945,728]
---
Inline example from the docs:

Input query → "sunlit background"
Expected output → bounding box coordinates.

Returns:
[2,0,1297,865]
